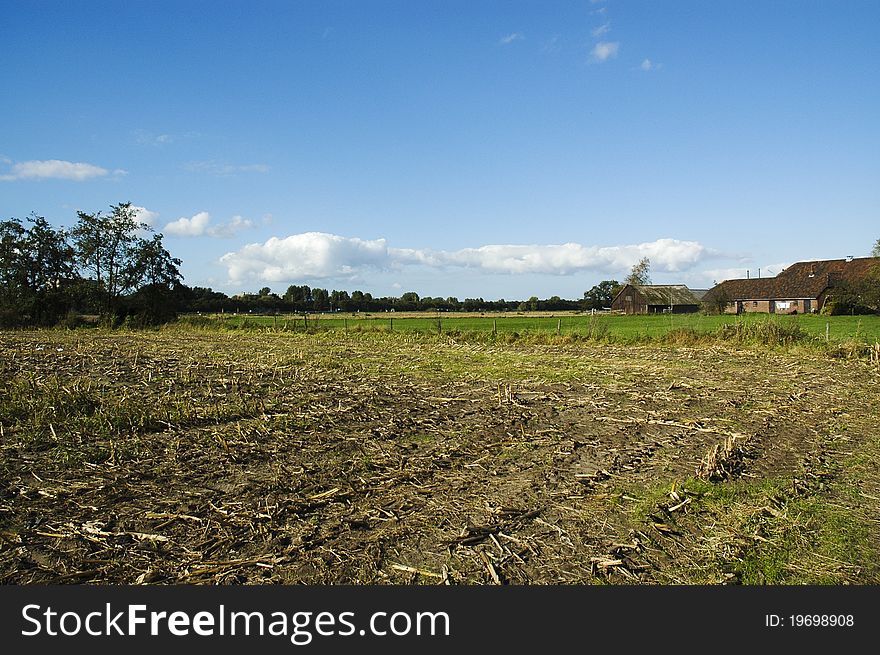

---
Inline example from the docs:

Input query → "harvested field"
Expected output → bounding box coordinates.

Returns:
[1,328,879,584]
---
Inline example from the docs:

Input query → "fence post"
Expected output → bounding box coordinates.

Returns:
[390,317,393,331]
[557,318,561,336]
[493,319,497,335]
[438,318,442,334]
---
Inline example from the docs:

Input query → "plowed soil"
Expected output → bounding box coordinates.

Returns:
[1,329,878,584]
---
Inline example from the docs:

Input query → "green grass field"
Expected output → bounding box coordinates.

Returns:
[189,311,880,343]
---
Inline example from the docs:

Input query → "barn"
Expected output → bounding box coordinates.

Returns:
[703,257,880,314]
[610,284,703,315]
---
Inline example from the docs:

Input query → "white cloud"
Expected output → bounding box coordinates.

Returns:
[163,211,256,238]
[184,161,270,176]
[0,159,125,181]
[499,32,523,45]
[393,239,709,275]
[591,23,611,38]
[220,232,390,283]
[219,233,715,285]
[164,211,212,237]
[209,215,256,237]
[640,58,662,71]
[131,206,159,226]
[590,41,619,62]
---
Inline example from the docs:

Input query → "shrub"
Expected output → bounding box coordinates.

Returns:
[717,319,806,345]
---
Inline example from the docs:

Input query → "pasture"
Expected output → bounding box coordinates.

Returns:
[1,327,878,584]
[197,311,880,344]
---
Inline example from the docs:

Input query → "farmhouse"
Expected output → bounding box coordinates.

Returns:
[610,284,703,314]
[703,256,880,314]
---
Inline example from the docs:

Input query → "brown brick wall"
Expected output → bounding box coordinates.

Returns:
[725,298,818,314]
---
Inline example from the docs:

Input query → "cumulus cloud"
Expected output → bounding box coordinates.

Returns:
[162,211,255,238]
[590,41,619,62]
[184,161,270,176]
[131,206,159,226]
[164,212,212,237]
[220,232,390,283]
[393,239,708,274]
[639,58,662,71]
[499,32,523,45]
[0,159,125,181]
[219,233,715,285]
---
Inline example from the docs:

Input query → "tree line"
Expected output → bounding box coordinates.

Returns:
[193,260,650,316]
[184,286,595,315]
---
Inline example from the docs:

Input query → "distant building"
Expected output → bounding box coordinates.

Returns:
[610,284,703,314]
[703,257,880,314]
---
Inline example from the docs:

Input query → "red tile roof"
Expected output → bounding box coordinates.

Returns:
[705,257,880,302]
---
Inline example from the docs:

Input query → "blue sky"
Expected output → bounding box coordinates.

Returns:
[2,0,878,299]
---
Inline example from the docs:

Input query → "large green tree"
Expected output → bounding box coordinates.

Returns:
[0,218,30,323]
[0,215,79,325]
[73,202,150,313]
[24,214,77,323]
[127,232,184,322]
[311,287,329,311]
[283,285,311,310]
[583,279,620,310]
[73,202,182,318]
